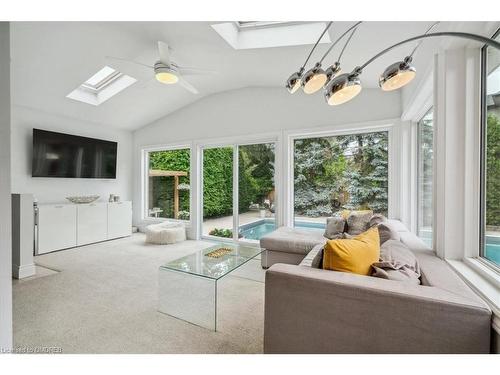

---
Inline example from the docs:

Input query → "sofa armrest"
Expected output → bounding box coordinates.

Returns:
[264,264,491,354]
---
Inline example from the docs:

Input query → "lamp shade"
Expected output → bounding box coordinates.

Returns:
[379,58,416,91]
[325,62,342,82]
[286,69,304,94]
[324,73,362,105]
[301,63,328,94]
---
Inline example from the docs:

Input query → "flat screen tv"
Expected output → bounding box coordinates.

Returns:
[32,129,117,179]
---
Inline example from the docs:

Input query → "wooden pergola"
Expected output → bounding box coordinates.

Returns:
[149,169,188,219]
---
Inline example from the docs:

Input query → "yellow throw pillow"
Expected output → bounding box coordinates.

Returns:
[323,227,380,276]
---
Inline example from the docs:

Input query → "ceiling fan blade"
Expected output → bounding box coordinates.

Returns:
[178,76,199,94]
[105,56,152,81]
[158,41,171,65]
[177,66,219,76]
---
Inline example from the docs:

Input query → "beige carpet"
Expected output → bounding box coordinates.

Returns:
[13,234,265,354]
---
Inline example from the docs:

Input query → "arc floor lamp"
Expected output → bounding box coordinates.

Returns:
[286,22,500,106]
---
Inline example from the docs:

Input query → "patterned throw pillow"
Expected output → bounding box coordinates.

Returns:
[377,221,401,245]
[324,217,347,239]
[346,210,373,235]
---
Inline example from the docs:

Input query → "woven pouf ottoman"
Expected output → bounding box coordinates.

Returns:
[145,222,186,244]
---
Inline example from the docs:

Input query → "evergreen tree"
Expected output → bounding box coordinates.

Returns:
[486,113,500,227]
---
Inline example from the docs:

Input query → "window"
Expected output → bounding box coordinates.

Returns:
[147,148,190,220]
[481,30,500,268]
[417,109,434,247]
[67,66,136,106]
[293,131,389,229]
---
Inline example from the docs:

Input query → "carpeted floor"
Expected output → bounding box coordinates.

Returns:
[12,234,265,354]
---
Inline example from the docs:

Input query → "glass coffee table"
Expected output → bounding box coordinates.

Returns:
[158,243,263,331]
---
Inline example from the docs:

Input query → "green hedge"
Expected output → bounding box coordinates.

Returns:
[149,149,190,218]
[202,147,234,217]
[149,146,274,219]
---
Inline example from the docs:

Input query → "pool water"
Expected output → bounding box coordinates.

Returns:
[239,219,500,266]
[485,239,500,265]
[239,219,324,241]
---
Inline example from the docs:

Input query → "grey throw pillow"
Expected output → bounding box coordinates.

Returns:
[324,217,346,239]
[369,214,386,228]
[371,240,421,284]
[377,221,401,245]
[346,211,373,235]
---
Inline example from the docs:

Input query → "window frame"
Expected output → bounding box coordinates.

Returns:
[479,27,500,272]
[416,107,434,248]
[286,121,396,228]
[142,144,192,223]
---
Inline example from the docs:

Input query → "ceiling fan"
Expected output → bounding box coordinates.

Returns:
[105,41,216,94]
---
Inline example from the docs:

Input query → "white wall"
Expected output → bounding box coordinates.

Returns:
[0,22,12,350]
[133,86,401,226]
[11,105,133,204]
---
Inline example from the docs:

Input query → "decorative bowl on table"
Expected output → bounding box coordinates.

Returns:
[66,195,100,204]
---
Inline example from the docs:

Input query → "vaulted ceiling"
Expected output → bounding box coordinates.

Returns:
[10,21,495,130]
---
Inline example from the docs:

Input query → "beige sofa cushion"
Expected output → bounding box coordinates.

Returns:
[299,243,324,268]
[260,226,326,255]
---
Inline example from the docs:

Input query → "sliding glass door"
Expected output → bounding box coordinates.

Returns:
[238,143,276,241]
[201,141,277,243]
[202,146,234,239]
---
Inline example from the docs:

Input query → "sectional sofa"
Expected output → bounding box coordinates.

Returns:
[261,220,492,353]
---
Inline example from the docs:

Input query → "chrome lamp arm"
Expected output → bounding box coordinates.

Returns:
[352,31,500,76]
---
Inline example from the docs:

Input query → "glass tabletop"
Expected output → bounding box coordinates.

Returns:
[160,243,263,280]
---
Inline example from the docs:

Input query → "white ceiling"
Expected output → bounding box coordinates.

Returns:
[10,21,496,131]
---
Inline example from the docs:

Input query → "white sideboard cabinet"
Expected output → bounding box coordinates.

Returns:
[36,201,132,255]
[107,201,132,239]
[37,204,78,254]
[77,202,108,246]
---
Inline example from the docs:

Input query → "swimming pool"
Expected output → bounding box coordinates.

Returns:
[239,219,500,265]
[239,219,323,240]
[240,219,325,240]
[485,236,500,264]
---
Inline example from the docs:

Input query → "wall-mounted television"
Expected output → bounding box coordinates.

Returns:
[32,129,117,179]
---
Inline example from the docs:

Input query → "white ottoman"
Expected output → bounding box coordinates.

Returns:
[145,222,186,244]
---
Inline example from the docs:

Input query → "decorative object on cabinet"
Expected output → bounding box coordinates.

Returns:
[66,195,100,204]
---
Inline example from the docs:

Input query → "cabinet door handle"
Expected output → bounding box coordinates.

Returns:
[54,205,64,208]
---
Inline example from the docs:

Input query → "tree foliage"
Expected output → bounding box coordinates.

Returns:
[148,133,390,220]
[294,132,389,217]
[486,113,500,227]
[149,144,275,219]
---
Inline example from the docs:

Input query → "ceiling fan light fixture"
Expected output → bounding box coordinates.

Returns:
[286,68,304,94]
[301,63,328,94]
[324,73,362,106]
[154,62,179,84]
[379,56,416,91]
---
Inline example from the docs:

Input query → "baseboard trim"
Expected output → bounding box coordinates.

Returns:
[12,263,36,279]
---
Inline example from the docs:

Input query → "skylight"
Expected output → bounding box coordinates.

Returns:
[67,66,136,106]
[212,22,331,50]
[235,21,300,30]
